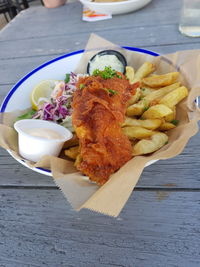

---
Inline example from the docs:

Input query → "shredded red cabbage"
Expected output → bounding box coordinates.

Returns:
[32,72,79,123]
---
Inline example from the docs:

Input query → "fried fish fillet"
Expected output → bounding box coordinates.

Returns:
[72,74,137,185]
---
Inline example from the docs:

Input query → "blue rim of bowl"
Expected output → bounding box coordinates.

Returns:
[0,46,159,174]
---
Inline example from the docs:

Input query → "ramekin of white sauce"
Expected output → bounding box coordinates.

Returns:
[14,119,73,162]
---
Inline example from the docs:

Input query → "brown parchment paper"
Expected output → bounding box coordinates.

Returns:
[1,33,200,217]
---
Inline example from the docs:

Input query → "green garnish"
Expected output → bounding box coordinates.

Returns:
[165,141,169,145]
[93,66,122,80]
[171,119,179,126]
[116,74,122,79]
[16,109,36,121]
[65,73,70,83]
[143,105,149,111]
[141,88,146,91]
[80,83,85,89]
[108,89,118,95]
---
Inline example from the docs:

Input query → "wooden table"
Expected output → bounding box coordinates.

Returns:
[0,0,200,266]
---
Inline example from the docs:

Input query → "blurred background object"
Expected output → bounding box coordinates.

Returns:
[179,0,200,37]
[0,0,69,30]
[42,0,66,8]
[79,0,152,15]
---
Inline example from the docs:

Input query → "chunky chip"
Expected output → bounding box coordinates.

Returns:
[132,132,168,155]
[142,72,179,88]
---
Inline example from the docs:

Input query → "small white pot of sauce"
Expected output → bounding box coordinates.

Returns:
[14,119,72,162]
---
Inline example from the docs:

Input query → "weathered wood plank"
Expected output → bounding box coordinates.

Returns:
[0,126,199,188]
[1,30,200,60]
[1,39,200,86]
[0,0,182,42]
[0,55,56,84]
[0,189,199,266]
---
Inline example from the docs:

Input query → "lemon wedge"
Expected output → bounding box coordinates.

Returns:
[30,80,59,110]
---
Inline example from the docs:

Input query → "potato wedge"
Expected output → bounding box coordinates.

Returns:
[63,134,79,149]
[159,122,176,131]
[144,82,180,102]
[126,66,135,84]
[122,126,155,139]
[142,104,173,119]
[126,99,149,116]
[74,154,82,167]
[126,83,180,116]
[142,72,179,88]
[159,86,188,108]
[127,88,141,106]
[132,132,168,155]
[64,146,79,160]
[164,106,176,122]
[132,62,155,83]
[122,117,162,130]
[141,87,155,97]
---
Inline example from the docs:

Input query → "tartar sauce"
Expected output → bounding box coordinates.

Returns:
[89,54,124,74]
[25,128,64,140]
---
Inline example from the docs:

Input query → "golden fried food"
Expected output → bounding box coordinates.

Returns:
[132,132,168,155]
[142,72,179,88]
[159,86,188,108]
[122,117,162,130]
[72,72,136,185]
[142,104,173,119]
[64,146,79,160]
[122,126,155,139]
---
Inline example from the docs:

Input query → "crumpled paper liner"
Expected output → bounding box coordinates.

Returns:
[1,34,200,217]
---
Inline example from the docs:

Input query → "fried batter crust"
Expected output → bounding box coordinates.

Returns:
[72,74,137,185]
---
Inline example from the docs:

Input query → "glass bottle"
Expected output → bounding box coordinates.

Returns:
[179,0,200,37]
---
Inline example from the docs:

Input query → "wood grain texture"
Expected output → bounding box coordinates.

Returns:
[0,189,200,267]
[1,32,200,61]
[0,0,200,265]
[0,0,182,41]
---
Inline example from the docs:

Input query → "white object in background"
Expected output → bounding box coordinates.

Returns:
[14,119,72,162]
[83,6,112,21]
[179,0,200,37]
[43,0,66,8]
[79,0,152,15]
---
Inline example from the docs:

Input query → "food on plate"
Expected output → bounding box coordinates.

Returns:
[132,132,168,156]
[64,146,79,160]
[63,134,79,148]
[125,66,135,84]
[158,121,176,131]
[14,119,72,162]
[122,117,162,130]
[17,73,84,131]
[159,86,188,108]
[122,126,155,139]
[164,106,176,122]
[126,82,180,116]
[142,72,179,87]
[16,51,189,184]
[142,104,173,119]
[30,80,59,110]
[132,62,155,83]
[24,127,64,140]
[72,67,136,185]
[87,50,127,75]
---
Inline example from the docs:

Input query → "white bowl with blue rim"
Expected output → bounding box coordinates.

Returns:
[1,47,161,176]
[79,0,152,15]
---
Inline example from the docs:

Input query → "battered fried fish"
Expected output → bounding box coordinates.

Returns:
[72,72,137,185]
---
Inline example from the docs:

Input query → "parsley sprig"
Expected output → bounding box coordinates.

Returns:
[93,66,122,79]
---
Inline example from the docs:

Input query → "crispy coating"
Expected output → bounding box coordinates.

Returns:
[72,74,137,185]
